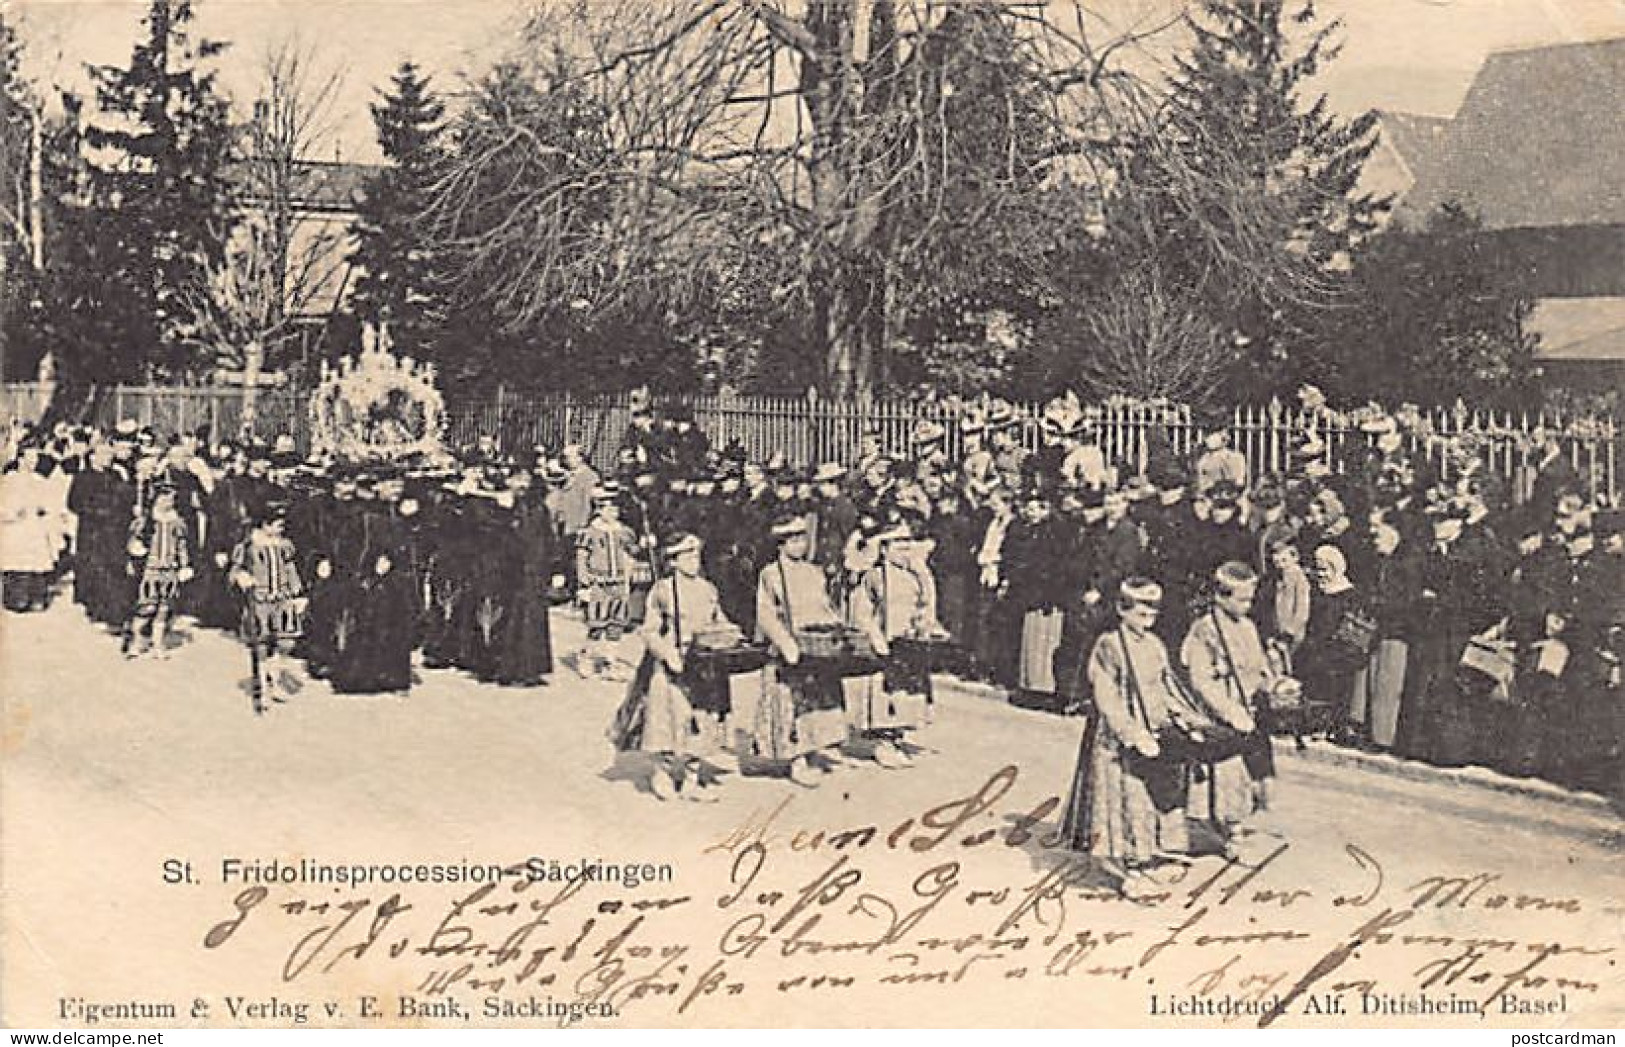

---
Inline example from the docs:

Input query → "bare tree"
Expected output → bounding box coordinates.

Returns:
[426,0,1209,396]
[1073,264,1232,403]
[187,36,350,375]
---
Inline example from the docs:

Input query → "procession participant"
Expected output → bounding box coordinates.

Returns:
[1189,481,1255,590]
[665,404,711,478]
[67,441,136,627]
[1050,488,1099,710]
[456,470,518,682]
[1578,509,1623,798]
[575,482,640,681]
[1521,430,1581,537]
[229,496,306,713]
[620,388,662,469]
[303,475,360,679]
[611,532,742,802]
[753,513,853,787]
[1247,482,1289,572]
[193,447,251,631]
[623,470,662,623]
[1179,562,1269,832]
[854,426,885,480]
[2,448,70,612]
[1513,500,1604,783]
[328,475,418,695]
[910,419,950,483]
[123,479,194,658]
[1304,488,1359,578]
[420,478,473,670]
[846,522,940,768]
[714,462,774,635]
[41,442,77,583]
[1138,464,1189,570]
[488,471,554,686]
[1030,395,1074,492]
[1061,579,1213,886]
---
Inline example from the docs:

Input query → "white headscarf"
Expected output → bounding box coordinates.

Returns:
[1313,545,1354,595]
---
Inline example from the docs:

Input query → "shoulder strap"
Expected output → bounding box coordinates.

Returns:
[1116,629,1152,728]
[1209,610,1246,701]
[776,558,795,633]
[670,574,683,650]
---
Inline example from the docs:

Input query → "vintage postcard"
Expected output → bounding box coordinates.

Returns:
[1,0,1622,1032]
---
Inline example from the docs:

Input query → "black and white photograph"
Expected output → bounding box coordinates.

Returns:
[0,0,1621,1032]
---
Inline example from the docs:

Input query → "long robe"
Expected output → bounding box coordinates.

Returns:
[488,495,554,685]
[328,504,416,695]
[1181,610,1274,823]
[612,572,736,757]
[845,561,933,731]
[1061,627,1200,863]
[746,556,849,759]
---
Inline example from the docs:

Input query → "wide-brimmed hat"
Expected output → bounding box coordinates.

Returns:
[911,419,948,448]
[1208,479,1242,506]
[770,514,808,539]
[1040,392,1084,438]
[664,532,703,557]
[591,482,622,504]
[1120,578,1163,605]
[813,462,846,483]
[984,400,1018,430]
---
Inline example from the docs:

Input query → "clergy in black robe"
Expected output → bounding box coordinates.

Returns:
[328,493,417,695]
[485,484,555,685]
[67,450,136,627]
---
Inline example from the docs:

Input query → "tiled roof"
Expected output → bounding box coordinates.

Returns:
[1375,110,1451,184]
[1397,38,1625,229]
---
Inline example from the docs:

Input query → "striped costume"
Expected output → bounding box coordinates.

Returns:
[231,533,306,642]
[576,517,640,640]
[130,510,191,612]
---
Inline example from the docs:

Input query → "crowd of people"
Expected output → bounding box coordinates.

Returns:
[1,384,1620,854]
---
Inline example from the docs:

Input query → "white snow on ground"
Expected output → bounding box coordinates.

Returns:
[2,598,1621,1028]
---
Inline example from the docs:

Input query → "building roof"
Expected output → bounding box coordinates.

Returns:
[1397,37,1625,230]
[1530,296,1625,361]
[223,158,383,215]
[1375,110,1451,184]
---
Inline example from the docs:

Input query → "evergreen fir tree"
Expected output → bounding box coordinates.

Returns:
[83,0,233,380]
[1125,0,1385,399]
[349,61,447,358]
[1,13,38,378]
[1330,203,1539,408]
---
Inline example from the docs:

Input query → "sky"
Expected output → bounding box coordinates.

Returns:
[9,0,1625,164]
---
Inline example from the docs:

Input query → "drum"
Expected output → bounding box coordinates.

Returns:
[795,623,859,659]
[1156,723,1252,764]
[681,643,770,716]
[887,636,958,694]
[794,625,884,676]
